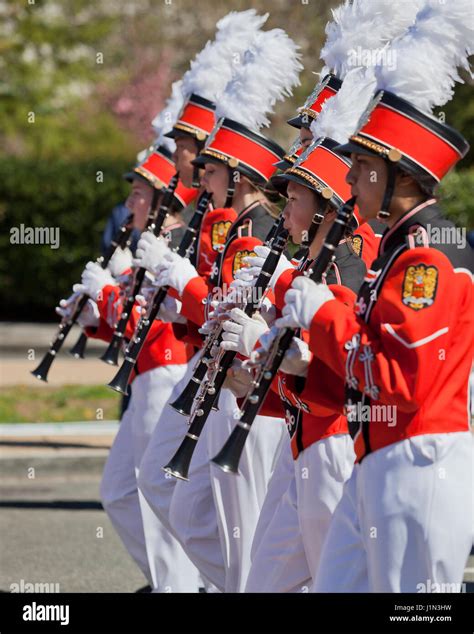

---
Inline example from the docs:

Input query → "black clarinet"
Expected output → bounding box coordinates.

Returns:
[100,175,179,366]
[107,190,212,394]
[163,218,289,481]
[31,213,135,382]
[169,213,284,417]
[211,196,356,473]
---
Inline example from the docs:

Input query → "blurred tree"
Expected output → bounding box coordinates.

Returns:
[1,0,472,165]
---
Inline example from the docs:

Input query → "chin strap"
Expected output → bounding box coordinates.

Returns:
[303,199,327,249]
[192,139,206,188]
[224,168,239,208]
[377,160,398,220]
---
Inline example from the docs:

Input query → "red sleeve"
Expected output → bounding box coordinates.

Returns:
[274,268,298,311]
[180,275,211,327]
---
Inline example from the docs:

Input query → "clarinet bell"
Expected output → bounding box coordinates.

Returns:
[162,434,198,481]
[31,351,55,383]
[100,339,121,366]
[107,360,132,395]
[211,424,248,474]
[69,332,88,359]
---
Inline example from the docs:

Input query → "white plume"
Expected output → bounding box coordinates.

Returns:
[321,0,425,79]
[375,0,474,113]
[151,79,183,151]
[180,9,268,102]
[310,67,377,143]
[215,28,303,131]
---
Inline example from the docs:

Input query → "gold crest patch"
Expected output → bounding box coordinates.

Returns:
[402,264,438,310]
[233,250,255,276]
[351,235,363,257]
[211,221,232,252]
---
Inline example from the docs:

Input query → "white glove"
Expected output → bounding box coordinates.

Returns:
[154,251,199,295]
[132,232,170,274]
[246,326,310,376]
[279,336,311,376]
[239,245,294,290]
[260,296,277,326]
[55,292,100,328]
[73,261,115,300]
[221,308,269,357]
[275,276,335,331]
[107,247,133,277]
[157,294,186,324]
[223,359,254,398]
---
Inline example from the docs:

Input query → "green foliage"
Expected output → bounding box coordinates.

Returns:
[0,157,130,320]
[0,384,120,423]
[438,169,474,229]
[1,158,472,321]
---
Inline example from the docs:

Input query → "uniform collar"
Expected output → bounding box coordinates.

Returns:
[379,198,438,255]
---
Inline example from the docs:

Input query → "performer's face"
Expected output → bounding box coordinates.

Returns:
[126,180,155,231]
[201,161,231,208]
[283,181,320,244]
[173,136,199,188]
[299,126,313,149]
[347,153,388,221]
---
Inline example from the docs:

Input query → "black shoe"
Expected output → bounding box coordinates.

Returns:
[135,584,152,593]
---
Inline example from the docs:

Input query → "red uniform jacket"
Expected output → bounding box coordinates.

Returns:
[305,200,474,462]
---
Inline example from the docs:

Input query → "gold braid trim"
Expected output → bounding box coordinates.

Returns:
[287,166,332,198]
[173,122,207,141]
[350,135,402,162]
[133,167,165,189]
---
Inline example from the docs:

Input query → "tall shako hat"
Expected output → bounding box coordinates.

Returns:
[287,74,342,130]
[335,0,472,218]
[125,144,197,210]
[193,26,302,207]
[164,10,269,144]
[125,84,198,210]
[272,0,427,244]
[280,0,426,166]
[271,69,371,211]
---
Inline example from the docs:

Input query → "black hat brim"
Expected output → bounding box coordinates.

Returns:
[287,114,312,130]
[334,141,378,158]
[270,172,319,198]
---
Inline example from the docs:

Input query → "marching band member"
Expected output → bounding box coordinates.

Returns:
[133,10,272,591]
[277,0,474,592]
[66,143,200,592]
[224,88,368,592]
[221,0,426,591]
[139,24,302,593]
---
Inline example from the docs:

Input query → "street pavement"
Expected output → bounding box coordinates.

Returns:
[0,427,145,593]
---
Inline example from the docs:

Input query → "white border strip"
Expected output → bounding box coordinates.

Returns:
[382,324,448,349]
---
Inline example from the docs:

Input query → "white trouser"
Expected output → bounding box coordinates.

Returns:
[100,364,200,592]
[168,387,286,592]
[138,352,201,534]
[313,431,474,592]
[245,434,354,592]
[207,389,286,592]
[245,433,312,593]
[169,416,226,592]
[296,434,355,579]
